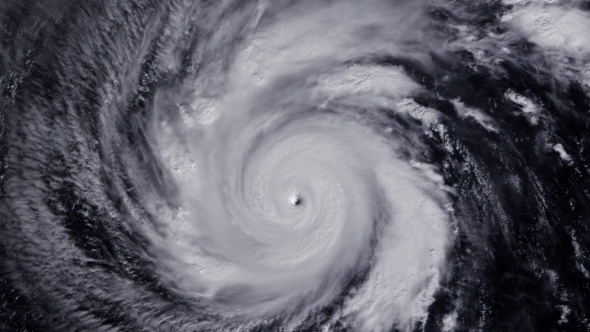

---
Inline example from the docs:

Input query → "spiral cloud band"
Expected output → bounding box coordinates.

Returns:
[2,0,590,331]
[149,2,452,327]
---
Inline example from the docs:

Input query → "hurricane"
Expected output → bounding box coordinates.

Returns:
[1,0,590,331]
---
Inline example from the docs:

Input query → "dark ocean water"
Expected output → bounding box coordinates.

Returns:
[1,0,590,331]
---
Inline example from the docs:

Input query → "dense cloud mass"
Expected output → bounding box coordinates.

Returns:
[1,0,590,331]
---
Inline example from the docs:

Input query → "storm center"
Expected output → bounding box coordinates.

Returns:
[289,194,302,206]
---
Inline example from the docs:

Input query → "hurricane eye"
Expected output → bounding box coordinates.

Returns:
[290,194,302,206]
